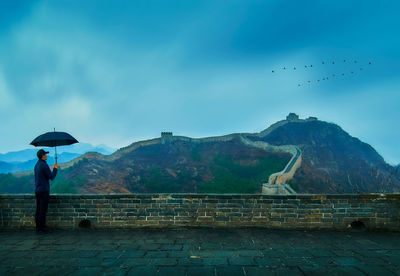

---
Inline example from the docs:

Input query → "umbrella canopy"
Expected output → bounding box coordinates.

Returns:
[30,131,78,147]
[30,130,78,163]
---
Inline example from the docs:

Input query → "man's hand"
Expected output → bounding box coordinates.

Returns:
[54,164,59,169]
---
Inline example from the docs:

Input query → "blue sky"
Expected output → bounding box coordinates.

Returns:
[0,0,399,164]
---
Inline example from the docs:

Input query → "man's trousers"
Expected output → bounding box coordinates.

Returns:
[35,190,49,230]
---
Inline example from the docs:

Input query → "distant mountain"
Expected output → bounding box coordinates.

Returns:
[0,143,116,163]
[0,143,116,173]
[1,114,399,194]
[247,117,400,193]
[0,152,81,173]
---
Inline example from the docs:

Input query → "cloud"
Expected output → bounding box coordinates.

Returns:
[0,71,14,108]
[0,0,399,164]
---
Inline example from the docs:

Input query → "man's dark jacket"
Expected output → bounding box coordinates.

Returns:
[34,159,57,192]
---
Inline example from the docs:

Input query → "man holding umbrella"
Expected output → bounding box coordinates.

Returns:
[34,149,58,233]
[31,129,78,233]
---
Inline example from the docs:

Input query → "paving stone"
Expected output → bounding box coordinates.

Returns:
[75,257,102,267]
[245,266,275,276]
[0,229,399,275]
[187,266,215,276]
[214,250,237,257]
[73,267,104,275]
[144,251,169,258]
[309,249,335,257]
[357,256,390,266]
[139,244,161,250]
[261,249,287,258]
[228,257,256,265]
[151,258,177,266]
[100,257,125,267]
[7,267,38,275]
[157,266,186,276]
[236,250,263,257]
[310,257,336,266]
[254,257,282,267]
[76,250,99,258]
[120,251,147,258]
[331,250,357,257]
[215,266,245,276]
[102,266,130,276]
[357,265,398,276]
[167,251,190,258]
[178,258,203,266]
[127,265,158,276]
[0,267,10,274]
[190,250,216,257]
[281,257,309,266]
[298,265,329,275]
[203,257,228,265]
[274,267,304,276]
[123,258,153,266]
[323,266,365,276]
[97,251,124,259]
[159,244,183,250]
[333,257,363,266]
[381,254,400,265]
[200,242,221,250]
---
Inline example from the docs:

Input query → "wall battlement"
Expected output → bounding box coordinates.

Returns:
[1,193,399,231]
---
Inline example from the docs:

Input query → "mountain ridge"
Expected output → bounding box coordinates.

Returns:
[4,114,400,194]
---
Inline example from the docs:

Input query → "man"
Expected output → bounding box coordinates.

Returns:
[34,149,59,233]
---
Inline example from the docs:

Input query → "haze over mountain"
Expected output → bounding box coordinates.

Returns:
[0,143,116,173]
[1,114,399,194]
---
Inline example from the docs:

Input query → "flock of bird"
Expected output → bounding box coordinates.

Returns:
[271,59,373,87]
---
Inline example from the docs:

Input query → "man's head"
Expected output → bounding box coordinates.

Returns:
[37,149,49,161]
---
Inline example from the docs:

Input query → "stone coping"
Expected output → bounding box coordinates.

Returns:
[1,193,399,199]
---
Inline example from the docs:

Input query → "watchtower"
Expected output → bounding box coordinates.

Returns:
[161,132,173,144]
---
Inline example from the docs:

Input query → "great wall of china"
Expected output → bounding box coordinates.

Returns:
[15,113,312,195]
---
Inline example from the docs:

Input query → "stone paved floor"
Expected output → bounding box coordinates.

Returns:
[0,228,399,275]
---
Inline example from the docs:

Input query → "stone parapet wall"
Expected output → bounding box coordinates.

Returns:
[1,194,399,231]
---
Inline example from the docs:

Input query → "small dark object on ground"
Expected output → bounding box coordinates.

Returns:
[350,220,366,231]
[79,219,91,229]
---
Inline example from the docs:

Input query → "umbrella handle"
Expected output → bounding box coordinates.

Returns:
[54,127,57,164]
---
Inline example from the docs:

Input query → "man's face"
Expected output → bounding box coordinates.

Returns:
[41,154,47,161]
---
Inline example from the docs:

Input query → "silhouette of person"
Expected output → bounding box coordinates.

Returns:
[34,149,58,233]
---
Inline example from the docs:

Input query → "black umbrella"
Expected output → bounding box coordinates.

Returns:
[30,128,79,163]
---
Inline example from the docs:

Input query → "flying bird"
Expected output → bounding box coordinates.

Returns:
[308,80,311,83]
[369,62,372,64]
[305,65,308,68]
[294,67,296,70]
[342,73,345,76]
[310,65,313,67]
[298,84,301,87]
[343,59,346,62]
[332,61,335,64]
[351,71,354,74]
[322,61,325,64]
[272,70,275,73]
[283,67,286,70]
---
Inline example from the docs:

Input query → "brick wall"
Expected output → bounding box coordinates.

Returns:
[0,194,399,230]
